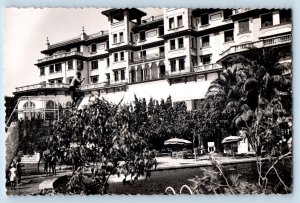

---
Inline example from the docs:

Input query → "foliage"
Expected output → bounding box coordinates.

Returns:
[5,96,18,124]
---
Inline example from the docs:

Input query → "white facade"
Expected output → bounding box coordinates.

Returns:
[14,8,292,119]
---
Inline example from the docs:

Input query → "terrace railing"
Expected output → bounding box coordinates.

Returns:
[131,52,165,64]
[15,83,70,92]
[220,34,291,58]
[37,51,83,63]
[142,15,164,24]
[193,64,222,72]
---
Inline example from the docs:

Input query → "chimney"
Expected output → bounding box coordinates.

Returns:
[81,26,88,40]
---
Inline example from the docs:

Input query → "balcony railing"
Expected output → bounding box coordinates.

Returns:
[37,51,83,63]
[80,82,107,90]
[220,34,291,58]
[193,64,222,72]
[130,72,169,83]
[15,83,70,92]
[233,8,251,15]
[130,52,165,64]
[142,15,164,24]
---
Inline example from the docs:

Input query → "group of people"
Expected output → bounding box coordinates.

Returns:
[7,157,24,190]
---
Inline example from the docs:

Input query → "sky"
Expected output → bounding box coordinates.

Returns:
[4,8,162,96]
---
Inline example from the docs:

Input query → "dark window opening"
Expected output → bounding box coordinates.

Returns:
[91,44,97,52]
[107,57,110,67]
[140,31,146,41]
[91,76,99,83]
[170,39,176,50]
[179,58,185,70]
[121,69,125,80]
[261,13,273,27]
[202,56,211,65]
[224,9,233,19]
[120,32,124,42]
[224,30,234,42]
[91,60,98,70]
[159,25,164,36]
[120,51,125,61]
[280,10,291,24]
[159,46,165,57]
[178,37,184,48]
[114,53,118,62]
[113,34,117,44]
[55,63,62,72]
[40,67,45,75]
[170,59,176,72]
[202,36,210,47]
[49,65,54,73]
[77,60,84,70]
[169,17,175,29]
[68,60,73,70]
[114,71,119,81]
[201,14,209,26]
[177,15,183,27]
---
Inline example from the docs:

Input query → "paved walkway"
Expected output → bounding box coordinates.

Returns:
[7,155,257,195]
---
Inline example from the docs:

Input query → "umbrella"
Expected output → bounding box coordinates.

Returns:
[221,136,243,144]
[164,138,192,145]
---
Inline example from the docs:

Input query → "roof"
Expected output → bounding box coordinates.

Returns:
[102,8,146,21]
[41,31,109,54]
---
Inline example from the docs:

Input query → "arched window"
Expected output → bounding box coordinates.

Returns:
[45,100,57,120]
[66,101,72,109]
[23,102,36,119]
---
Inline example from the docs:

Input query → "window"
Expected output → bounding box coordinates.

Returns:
[280,10,291,24]
[177,15,183,27]
[169,17,175,29]
[114,53,118,62]
[178,38,184,48]
[179,58,185,70]
[191,37,196,49]
[120,51,124,61]
[57,78,62,84]
[68,60,73,70]
[261,13,273,27]
[140,50,146,59]
[224,30,234,42]
[119,32,124,42]
[107,57,110,67]
[77,60,84,70]
[55,63,62,72]
[91,76,99,83]
[224,9,233,20]
[91,44,97,52]
[140,31,146,41]
[49,80,55,84]
[114,71,119,81]
[121,69,125,80]
[195,19,200,26]
[113,34,117,44]
[239,19,250,33]
[159,25,164,36]
[49,65,54,73]
[202,55,211,65]
[159,46,165,56]
[40,67,45,75]
[91,60,98,70]
[130,32,133,43]
[202,36,210,47]
[170,39,176,50]
[201,14,209,26]
[170,59,176,72]
[192,99,203,110]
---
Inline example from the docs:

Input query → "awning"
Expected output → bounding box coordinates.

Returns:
[222,136,243,144]
[164,138,192,145]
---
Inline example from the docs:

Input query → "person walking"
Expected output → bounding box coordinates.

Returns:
[9,163,17,190]
[69,72,85,108]
[16,157,24,185]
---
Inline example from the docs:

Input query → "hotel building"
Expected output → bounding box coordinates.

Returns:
[13,8,292,120]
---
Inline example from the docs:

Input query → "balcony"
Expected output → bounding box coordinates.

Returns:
[193,64,222,72]
[130,52,165,64]
[15,83,69,92]
[37,51,83,64]
[220,34,291,59]
[130,72,169,84]
[233,8,251,15]
[141,15,164,24]
[80,82,107,90]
